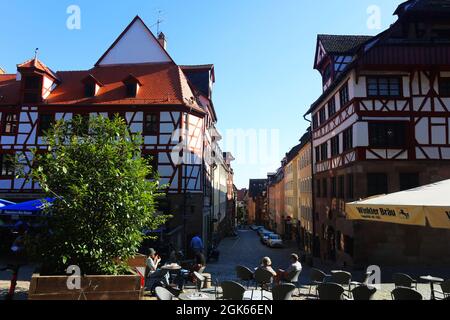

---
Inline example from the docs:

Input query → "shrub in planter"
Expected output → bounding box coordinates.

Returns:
[23,115,170,276]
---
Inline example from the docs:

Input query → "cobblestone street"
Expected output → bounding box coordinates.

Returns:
[205,228,450,300]
[205,228,309,284]
[2,227,450,300]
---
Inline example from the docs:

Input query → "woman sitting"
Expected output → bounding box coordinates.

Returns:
[146,248,170,292]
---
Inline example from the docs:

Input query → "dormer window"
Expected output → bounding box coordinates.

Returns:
[22,75,42,103]
[122,74,142,98]
[84,83,95,97]
[24,75,41,90]
[82,74,103,98]
[126,83,137,97]
[17,58,59,105]
[323,64,331,83]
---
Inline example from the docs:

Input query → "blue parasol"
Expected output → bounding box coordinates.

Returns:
[0,198,55,216]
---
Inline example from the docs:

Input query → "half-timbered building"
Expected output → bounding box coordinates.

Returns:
[306,0,450,267]
[0,16,226,251]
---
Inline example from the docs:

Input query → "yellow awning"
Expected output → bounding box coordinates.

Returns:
[346,179,450,229]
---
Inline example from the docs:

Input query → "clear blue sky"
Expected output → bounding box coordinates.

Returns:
[0,0,403,189]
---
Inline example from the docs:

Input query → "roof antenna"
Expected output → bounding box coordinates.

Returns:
[156,10,164,36]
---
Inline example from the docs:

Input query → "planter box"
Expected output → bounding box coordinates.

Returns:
[126,254,147,269]
[28,272,143,300]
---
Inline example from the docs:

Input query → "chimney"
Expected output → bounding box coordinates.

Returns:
[158,32,167,50]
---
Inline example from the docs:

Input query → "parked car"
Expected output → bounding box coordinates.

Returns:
[253,226,264,232]
[267,234,283,248]
[260,231,274,244]
[250,225,263,231]
[261,234,270,245]
[257,228,270,237]
[262,232,275,245]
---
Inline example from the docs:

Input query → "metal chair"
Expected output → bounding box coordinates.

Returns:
[155,286,175,300]
[391,287,422,300]
[272,283,296,301]
[330,271,352,297]
[282,269,302,296]
[236,265,254,288]
[434,279,450,300]
[351,285,377,301]
[317,283,345,300]
[307,268,329,297]
[220,281,246,300]
[193,271,206,292]
[350,270,372,289]
[198,266,206,274]
[253,268,274,300]
[392,273,418,289]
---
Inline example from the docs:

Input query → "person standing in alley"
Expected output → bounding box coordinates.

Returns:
[190,234,204,255]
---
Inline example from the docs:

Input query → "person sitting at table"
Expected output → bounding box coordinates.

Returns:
[257,257,277,277]
[146,248,170,291]
[175,251,207,291]
[275,253,302,284]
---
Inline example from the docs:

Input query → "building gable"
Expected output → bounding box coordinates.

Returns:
[95,16,173,67]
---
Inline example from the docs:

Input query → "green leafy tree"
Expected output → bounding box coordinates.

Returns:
[24,115,169,275]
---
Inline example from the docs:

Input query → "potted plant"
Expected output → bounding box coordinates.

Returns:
[22,115,169,300]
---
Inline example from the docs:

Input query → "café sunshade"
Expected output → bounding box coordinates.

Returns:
[0,198,54,216]
[346,179,450,229]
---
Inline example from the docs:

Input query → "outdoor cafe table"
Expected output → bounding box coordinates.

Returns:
[161,264,182,271]
[244,290,273,301]
[161,264,182,286]
[420,275,444,300]
[179,292,214,301]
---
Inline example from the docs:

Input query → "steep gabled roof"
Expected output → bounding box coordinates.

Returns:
[394,0,450,16]
[95,16,175,67]
[318,34,373,55]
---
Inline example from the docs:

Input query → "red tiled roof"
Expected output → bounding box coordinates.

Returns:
[0,74,20,105]
[17,58,59,80]
[44,63,203,112]
[0,63,205,112]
